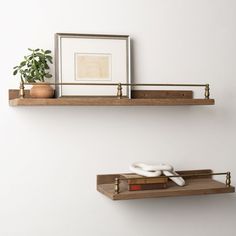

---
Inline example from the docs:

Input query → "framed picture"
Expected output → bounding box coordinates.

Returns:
[55,33,131,98]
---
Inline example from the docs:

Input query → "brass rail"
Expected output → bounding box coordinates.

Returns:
[18,81,211,99]
[114,172,231,194]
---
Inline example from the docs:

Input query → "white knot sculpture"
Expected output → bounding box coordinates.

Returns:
[129,162,185,186]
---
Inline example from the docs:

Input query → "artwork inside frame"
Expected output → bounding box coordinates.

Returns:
[55,33,131,98]
[74,53,112,81]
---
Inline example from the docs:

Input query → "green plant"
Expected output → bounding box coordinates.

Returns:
[13,48,53,83]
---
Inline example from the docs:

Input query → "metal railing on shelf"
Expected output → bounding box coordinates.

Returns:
[18,81,211,99]
[114,171,231,194]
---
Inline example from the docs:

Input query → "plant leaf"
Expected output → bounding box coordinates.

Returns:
[46,55,52,60]
[45,73,52,78]
[45,50,51,54]
[13,70,18,75]
[20,61,26,67]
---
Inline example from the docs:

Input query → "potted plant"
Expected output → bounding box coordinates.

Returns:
[13,48,54,98]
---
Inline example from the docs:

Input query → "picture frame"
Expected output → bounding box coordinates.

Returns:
[55,33,131,98]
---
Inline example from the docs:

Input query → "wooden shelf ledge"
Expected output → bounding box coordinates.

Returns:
[97,170,234,200]
[9,90,215,106]
[9,97,215,106]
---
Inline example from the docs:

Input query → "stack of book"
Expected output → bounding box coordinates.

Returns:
[121,174,168,191]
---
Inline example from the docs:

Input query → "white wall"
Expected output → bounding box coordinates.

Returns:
[0,0,236,235]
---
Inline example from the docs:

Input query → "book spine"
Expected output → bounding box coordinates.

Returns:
[127,177,168,185]
[128,183,167,191]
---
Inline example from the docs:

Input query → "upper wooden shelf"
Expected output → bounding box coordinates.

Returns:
[97,169,234,200]
[9,90,215,106]
[9,97,215,106]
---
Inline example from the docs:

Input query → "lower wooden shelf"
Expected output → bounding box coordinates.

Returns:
[97,170,235,200]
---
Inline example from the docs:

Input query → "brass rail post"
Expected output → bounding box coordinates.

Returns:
[205,84,210,99]
[226,172,231,187]
[19,81,25,99]
[115,177,120,194]
[117,83,122,99]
